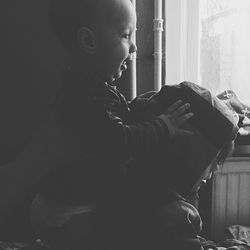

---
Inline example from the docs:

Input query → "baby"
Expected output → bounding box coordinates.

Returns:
[30,0,194,249]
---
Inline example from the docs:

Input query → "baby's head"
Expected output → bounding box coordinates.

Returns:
[49,0,137,83]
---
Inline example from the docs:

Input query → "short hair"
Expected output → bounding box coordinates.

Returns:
[48,0,96,49]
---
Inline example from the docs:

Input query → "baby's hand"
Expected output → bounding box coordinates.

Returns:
[158,100,194,137]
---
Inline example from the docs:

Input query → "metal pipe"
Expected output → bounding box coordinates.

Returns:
[154,0,163,91]
[130,0,137,99]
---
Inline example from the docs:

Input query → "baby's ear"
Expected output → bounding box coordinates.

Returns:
[77,27,96,53]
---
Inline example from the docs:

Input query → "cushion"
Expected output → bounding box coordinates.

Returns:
[145,81,239,197]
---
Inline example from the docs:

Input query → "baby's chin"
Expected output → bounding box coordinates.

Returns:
[106,71,124,85]
[105,65,127,84]
[113,71,123,81]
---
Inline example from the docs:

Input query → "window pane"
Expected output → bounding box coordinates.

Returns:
[199,0,250,105]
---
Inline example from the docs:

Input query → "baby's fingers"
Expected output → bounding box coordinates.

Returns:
[176,112,194,127]
[166,100,183,113]
[176,128,194,136]
[171,103,191,118]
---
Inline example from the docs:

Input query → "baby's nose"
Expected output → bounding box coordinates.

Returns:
[129,43,137,54]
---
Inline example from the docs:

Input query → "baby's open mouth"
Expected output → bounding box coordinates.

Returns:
[121,61,127,71]
[111,60,129,82]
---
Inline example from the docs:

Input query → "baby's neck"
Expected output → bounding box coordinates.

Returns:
[70,54,106,85]
[67,63,105,88]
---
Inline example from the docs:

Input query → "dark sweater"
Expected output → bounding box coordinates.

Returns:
[41,69,171,205]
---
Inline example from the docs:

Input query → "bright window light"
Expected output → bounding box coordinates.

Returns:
[199,0,250,105]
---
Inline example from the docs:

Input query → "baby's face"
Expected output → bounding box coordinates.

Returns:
[93,0,137,84]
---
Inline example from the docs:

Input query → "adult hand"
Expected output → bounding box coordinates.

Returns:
[158,100,194,137]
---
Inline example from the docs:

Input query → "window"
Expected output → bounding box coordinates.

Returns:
[165,0,250,105]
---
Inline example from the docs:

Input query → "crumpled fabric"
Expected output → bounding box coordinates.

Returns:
[0,239,50,250]
[158,199,203,250]
[217,90,250,136]
[199,225,250,250]
[226,225,250,246]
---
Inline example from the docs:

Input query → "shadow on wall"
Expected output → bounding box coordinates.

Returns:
[0,0,69,164]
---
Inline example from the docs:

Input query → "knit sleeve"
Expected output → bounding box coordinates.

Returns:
[59,82,171,162]
[85,105,170,161]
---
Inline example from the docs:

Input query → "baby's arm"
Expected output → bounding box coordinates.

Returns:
[127,91,157,121]
[84,97,193,160]
[128,89,194,137]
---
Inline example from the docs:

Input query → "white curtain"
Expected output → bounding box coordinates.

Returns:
[200,0,250,105]
[165,0,200,85]
[165,0,250,106]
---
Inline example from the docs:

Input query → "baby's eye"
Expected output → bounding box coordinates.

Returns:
[123,34,130,39]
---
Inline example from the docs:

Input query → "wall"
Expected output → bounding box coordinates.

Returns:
[135,0,154,95]
[0,0,69,163]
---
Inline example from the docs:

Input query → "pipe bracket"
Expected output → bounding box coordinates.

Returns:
[153,19,164,31]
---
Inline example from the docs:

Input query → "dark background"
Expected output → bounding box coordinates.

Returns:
[0,1,70,163]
